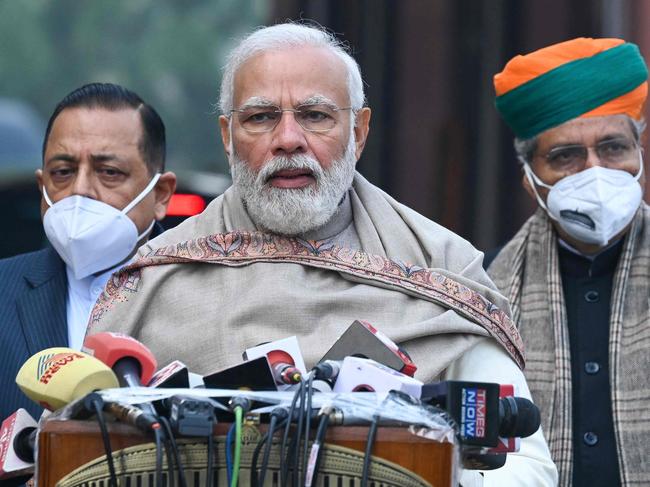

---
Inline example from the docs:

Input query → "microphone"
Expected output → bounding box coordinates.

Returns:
[243,336,306,388]
[420,381,541,447]
[203,356,278,390]
[318,320,417,376]
[83,332,157,387]
[148,360,191,388]
[499,396,540,439]
[331,357,423,396]
[0,409,37,479]
[15,347,119,411]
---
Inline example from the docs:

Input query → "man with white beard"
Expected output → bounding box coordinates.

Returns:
[88,23,557,485]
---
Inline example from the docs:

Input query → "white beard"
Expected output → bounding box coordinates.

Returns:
[230,136,356,236]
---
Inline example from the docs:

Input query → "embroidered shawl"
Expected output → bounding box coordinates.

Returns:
[88,173,524,382]
[488,205,650,486]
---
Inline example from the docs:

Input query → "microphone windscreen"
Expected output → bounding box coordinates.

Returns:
[83,332,157,385]
[499,397,541,438]
[15,348,119,411]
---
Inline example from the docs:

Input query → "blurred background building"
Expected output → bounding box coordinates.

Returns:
[1,0,648,258]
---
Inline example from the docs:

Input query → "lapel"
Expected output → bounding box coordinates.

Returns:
[16,247,69,355]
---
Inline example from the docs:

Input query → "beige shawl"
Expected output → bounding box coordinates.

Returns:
[488,205,650,486]
[88,173,524,382]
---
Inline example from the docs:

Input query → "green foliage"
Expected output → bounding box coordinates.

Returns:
[0,0,267,173]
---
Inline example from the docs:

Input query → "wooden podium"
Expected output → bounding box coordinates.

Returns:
[37,419,456,486]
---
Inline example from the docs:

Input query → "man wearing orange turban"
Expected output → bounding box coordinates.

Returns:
[488,37,649,487]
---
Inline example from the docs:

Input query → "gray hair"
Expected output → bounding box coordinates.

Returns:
[219,23,365,115]
[513,116,647,164]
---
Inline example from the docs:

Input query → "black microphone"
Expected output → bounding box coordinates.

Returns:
[420,381,541,447]
[498,396,541,438]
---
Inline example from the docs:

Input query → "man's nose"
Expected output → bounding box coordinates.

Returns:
[70,166,98,198]
[270,111,307,156]
[584,146,605,169]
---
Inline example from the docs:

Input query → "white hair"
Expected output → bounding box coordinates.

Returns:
[219,23,365,115]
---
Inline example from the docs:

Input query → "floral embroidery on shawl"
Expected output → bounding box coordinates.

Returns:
[92,231,525,368]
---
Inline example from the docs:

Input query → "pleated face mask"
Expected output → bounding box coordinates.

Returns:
[42,173,160,279]
[524,163,643,246]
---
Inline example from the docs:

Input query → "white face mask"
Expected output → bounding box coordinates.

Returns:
[523,161,643,247]
[42,174,161,280]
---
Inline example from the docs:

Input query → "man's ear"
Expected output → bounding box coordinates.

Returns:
[35,168,43,191]
[353,107,371,160]
[35,168,48,217]
[153,171,177,221]
[219,115,232,159]
[521,170,538,202]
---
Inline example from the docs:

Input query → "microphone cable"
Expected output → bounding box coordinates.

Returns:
[280,380,304,486]
[159,416,188,487]
[226,423,235,486]
[250,409,289,487]
[154,426,164,487]
[206,431,214,487]
[259,408,289,487]
[305,404,332,487]
[290,379,307,486]
[361,417,379,487]
[231,404,244,487]
[228,396,249,487]
[87,394,118,487]
[301,373,315,486]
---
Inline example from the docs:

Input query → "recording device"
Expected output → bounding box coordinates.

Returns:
[0,409,37,479]
[243,336,306,388]
[319,320,417,376]
[83,332,157,387]
[167,395,216,437]
[332,357,423,396]
[15,347,119,411]
[421,381,541,448]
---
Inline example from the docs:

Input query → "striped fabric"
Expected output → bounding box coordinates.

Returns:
[488,205,650,486]
[494,37,648,139]
[0,247,68,420]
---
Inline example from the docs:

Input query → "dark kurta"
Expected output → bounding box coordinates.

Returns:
[558,241,623,487]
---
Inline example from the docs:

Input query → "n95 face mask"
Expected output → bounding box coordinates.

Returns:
[523,163,643,247]
[42,174,160,280]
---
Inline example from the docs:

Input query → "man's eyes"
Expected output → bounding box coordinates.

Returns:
[299,109,331,122]
[245,111,279,123]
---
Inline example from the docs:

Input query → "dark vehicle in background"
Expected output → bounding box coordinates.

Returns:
[0,98,229,260]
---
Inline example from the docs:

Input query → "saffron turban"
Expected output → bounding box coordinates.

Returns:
[494,37,648,139]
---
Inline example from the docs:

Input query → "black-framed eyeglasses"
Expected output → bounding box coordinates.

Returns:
[537,137,639,172]
[230,104,353,133]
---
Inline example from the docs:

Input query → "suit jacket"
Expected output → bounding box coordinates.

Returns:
[0,224,166,421]
[0,246,67,420]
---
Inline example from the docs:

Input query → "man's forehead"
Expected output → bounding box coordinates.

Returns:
[46,108,143,150]
[538,115,634,145]
[232,46,349,107]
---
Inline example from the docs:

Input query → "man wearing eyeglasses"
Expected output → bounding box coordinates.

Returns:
[88,23,556,485]
[487,38,649,486]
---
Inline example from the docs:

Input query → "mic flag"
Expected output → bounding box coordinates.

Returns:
[319,320,417,376]
[15,347,119,411]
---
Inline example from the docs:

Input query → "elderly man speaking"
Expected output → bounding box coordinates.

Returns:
[89,23,556,484]
[488,38,649,487]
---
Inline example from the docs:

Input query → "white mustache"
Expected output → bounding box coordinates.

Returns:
[256,155,324,187]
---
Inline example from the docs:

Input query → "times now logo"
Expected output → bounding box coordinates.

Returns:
[460,387,487,438]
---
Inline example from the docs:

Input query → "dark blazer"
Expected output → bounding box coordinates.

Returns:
[0,246,68,421]
[0,224,166,421]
